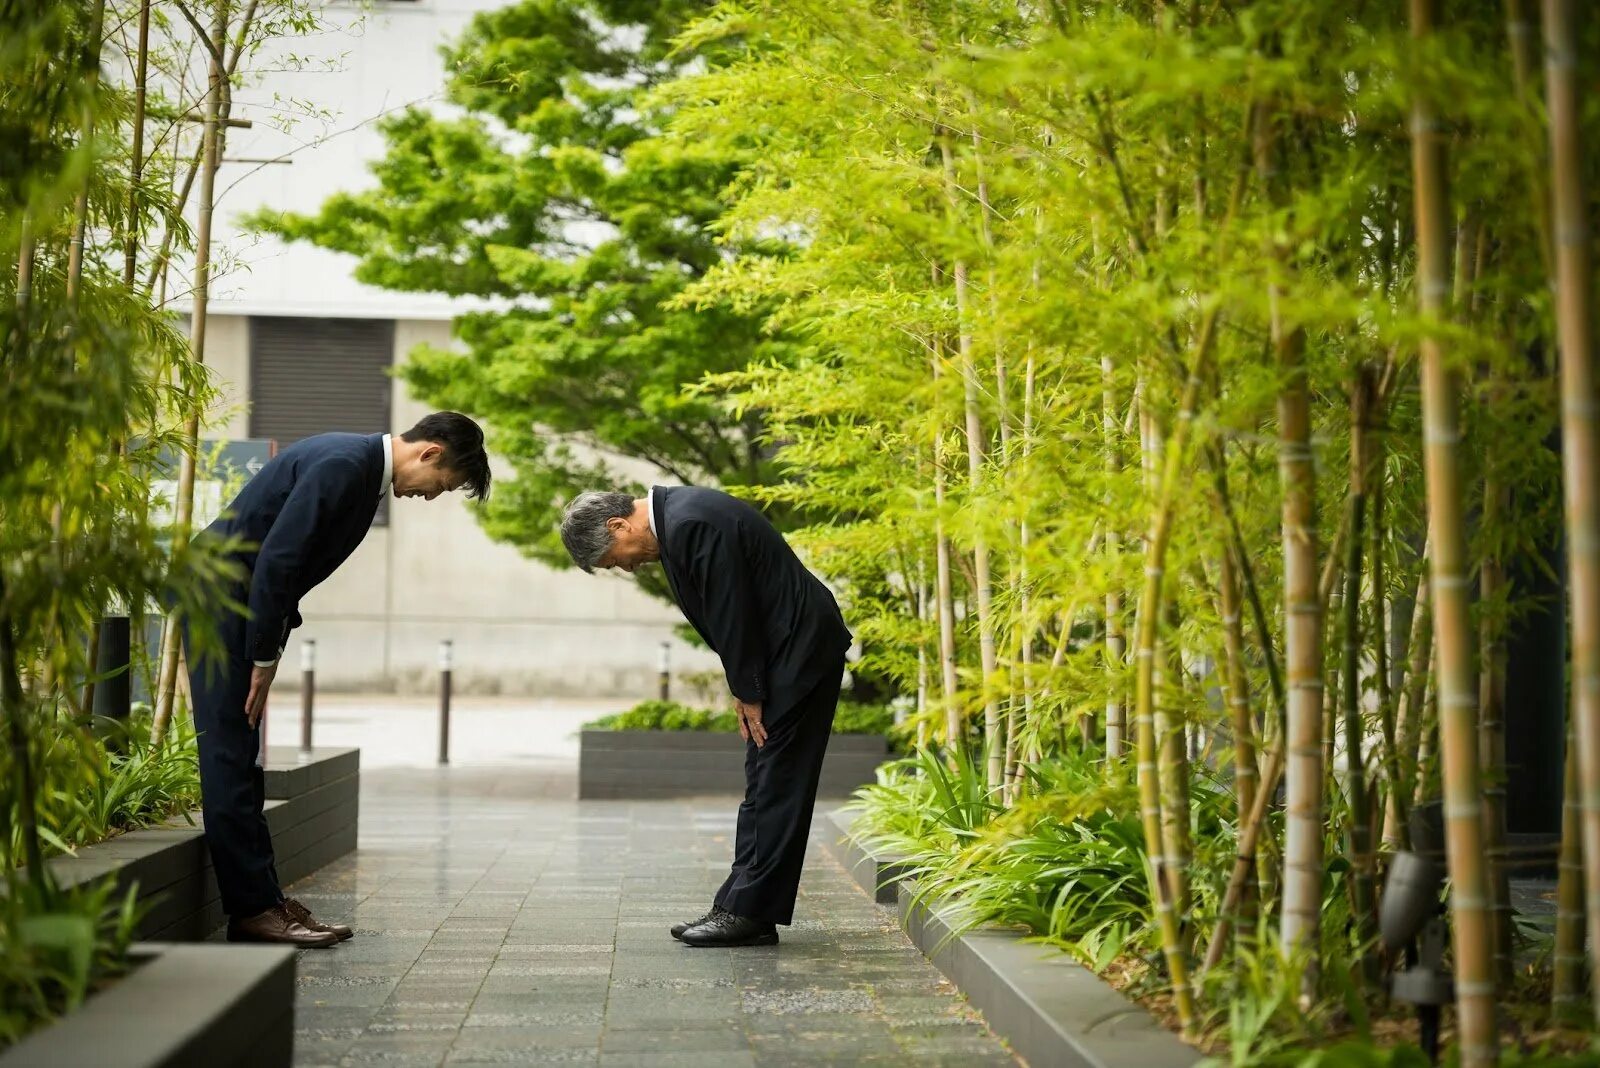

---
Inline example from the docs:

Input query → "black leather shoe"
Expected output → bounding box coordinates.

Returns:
[672,904,727,941]
[680,909,778,947]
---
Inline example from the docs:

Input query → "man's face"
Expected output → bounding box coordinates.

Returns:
[395,444,466,501]
[595,515,659,574]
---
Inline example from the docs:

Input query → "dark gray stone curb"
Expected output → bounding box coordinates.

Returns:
[822,809,1201,1068]
[32,747,360,941]
[579,730,888,799]
[0,942,295,1068]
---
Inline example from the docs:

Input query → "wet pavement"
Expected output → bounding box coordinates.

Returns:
[274,765,1019,1067]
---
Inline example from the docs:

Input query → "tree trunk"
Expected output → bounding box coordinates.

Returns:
[1410,3,1497,1059]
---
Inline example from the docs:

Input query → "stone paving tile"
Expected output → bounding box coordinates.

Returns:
[274,765,1016,1067]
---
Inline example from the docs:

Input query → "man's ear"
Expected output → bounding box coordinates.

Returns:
[420,442,445,465]
[606,516,627,535]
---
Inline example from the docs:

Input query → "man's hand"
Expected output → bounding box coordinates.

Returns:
[245,662,278,729]
[734,698,767,749]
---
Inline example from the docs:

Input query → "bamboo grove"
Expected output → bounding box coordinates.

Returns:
[1,0,322,1044]
[655,0,1600,1060]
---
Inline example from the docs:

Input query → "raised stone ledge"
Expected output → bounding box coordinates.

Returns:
[823,808,1201,1068]
[0,942,295,1068]
[579,730,889,799]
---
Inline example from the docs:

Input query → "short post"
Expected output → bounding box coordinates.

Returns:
[299,639,315,753]
[438,639,453,766]
[657,641,671,702]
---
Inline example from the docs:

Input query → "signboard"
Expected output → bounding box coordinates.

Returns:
[149,439,276,532]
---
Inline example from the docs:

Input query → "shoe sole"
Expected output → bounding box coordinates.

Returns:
[226,933,340,948]
[681,933,779,948]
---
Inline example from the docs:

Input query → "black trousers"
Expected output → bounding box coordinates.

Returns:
[184,617,283,919]
[714,661,843,926]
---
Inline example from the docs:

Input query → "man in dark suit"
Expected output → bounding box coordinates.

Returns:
[188,412,490,947]
[560,486,852,947]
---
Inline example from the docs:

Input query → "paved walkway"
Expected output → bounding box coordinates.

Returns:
[279,765,1018,1067]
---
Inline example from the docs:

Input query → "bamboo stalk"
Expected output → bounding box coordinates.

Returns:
[1258,94,1324,1004]
[1543,0,1600,1024]
[152,0,227,747]
[124,0,153,286]
[1156,605,1192,928]
[930,292,962,753]
[1505,0,1554,276]
[939,134,1001,790]
[1383,539,1432,849]
[1011,346,1038,801]
[1201,736,1286,975]
[1410,3,1497,1058]
[1553,717,1585,1018]
[0,552,45,889]
[1217,545,1257,885]
[1480,385,1514,989]
[1341,367,1377,981]
[1104,354,1127,758]
[1371,421,1394,850]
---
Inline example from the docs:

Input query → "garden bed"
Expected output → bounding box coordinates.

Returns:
[823,808,1200,1068]
[0,942,295,1068]
[579,730,889,799]
[34,746,359,941]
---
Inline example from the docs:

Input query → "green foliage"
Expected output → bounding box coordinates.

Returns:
[253,0,795,596]
[2,0,318,1050]
[586,696,893,734]
[585,699,740,733]
[829,700,893,736]
[4,710,201,865]
[0,874,144,1050]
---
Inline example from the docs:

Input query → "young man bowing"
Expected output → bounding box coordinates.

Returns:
[560,486,853,947]
[189,412,490,947]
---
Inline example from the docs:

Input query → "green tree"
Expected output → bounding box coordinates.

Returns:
[253,0,790,591]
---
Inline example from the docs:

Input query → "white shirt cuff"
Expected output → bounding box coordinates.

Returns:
[253,658,279,668]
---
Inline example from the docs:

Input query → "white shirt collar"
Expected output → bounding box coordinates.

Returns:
[380,433,393,501]
[646,486,657,537]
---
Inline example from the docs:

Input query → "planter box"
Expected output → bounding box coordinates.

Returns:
[0,942,295,1068]
[579,730,889,799]
[35,747,359,941]
[823,809,1200,1068]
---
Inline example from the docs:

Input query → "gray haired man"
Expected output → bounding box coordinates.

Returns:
[561,486,852,946]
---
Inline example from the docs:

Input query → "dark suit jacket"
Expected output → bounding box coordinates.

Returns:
[651,486,852,717]
[202,432,385,662]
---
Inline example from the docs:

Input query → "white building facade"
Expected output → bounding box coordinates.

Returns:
[184,0,716,695]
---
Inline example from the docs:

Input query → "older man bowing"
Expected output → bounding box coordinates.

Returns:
[560,486,852,947]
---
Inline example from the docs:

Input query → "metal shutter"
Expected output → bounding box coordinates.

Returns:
[249,316,394,524]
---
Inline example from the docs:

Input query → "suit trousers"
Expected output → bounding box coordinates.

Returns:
[184,616,283,918]
[714,660,843,926]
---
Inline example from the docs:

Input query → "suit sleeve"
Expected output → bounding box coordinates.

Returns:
[680,519,768,704]
[245,459,364,662]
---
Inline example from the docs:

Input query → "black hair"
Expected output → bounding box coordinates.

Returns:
[400,411,492,500]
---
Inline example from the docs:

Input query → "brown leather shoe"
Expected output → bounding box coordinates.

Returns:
[227,903,340,947]
[284,896,353,941]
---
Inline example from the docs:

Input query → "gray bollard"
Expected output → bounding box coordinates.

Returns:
[438,639,453,765]
[657,641,670,702]
[299,639,315,753]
